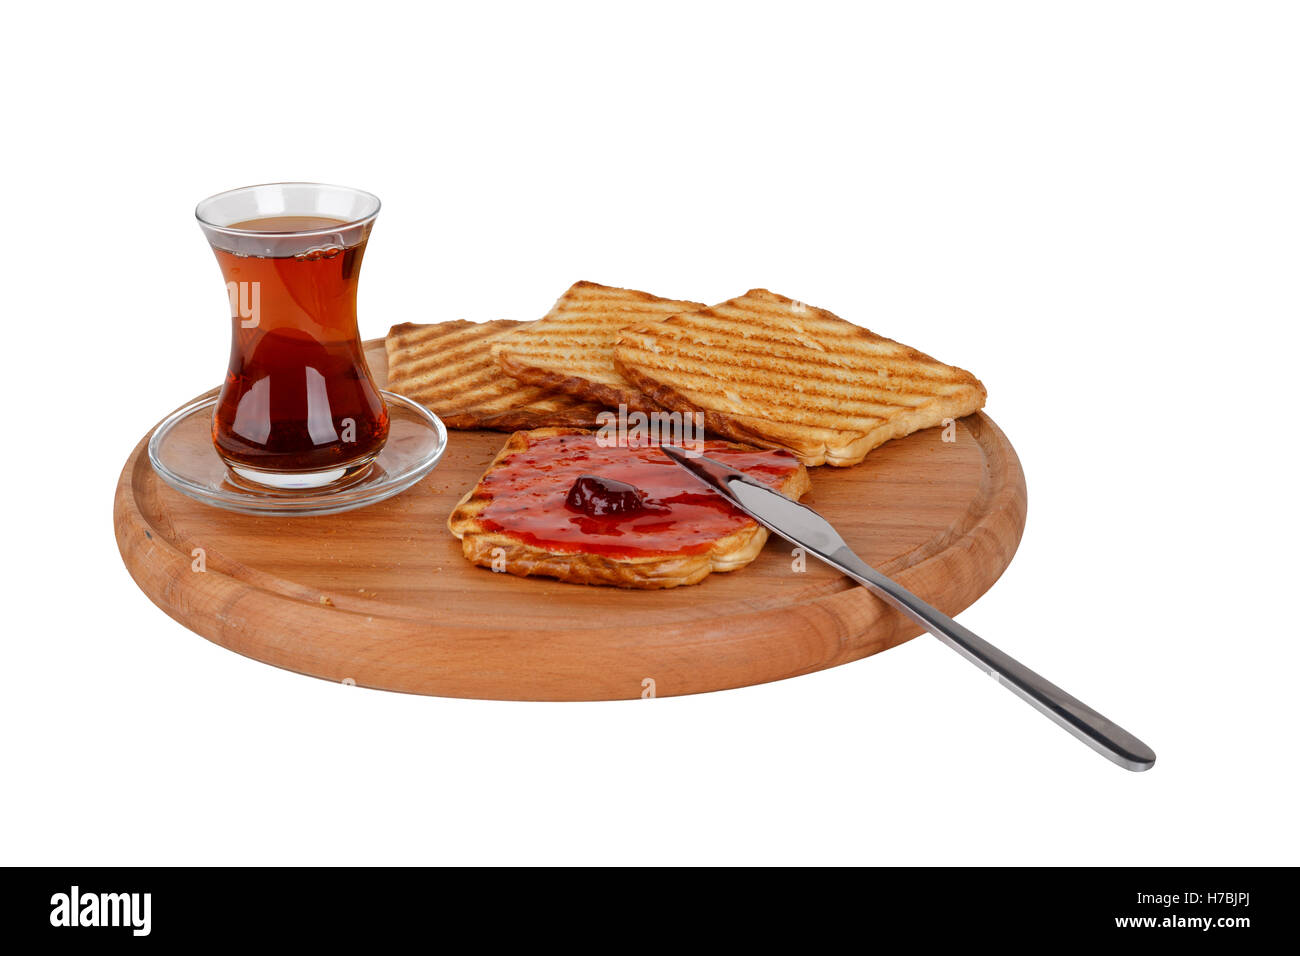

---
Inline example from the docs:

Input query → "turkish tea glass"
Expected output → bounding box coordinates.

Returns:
[195,183,388,489]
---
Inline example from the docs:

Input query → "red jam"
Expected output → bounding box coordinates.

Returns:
[477,434,800,558]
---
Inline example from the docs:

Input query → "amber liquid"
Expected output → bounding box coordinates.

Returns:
[211,215,388,476]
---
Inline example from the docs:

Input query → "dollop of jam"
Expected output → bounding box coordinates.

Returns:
[565,474,659,517]
[476,434,801,559]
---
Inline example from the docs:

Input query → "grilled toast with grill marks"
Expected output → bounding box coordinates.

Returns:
[386,320,603,430]
[490,282,706,412]
[613,289,986,466]
[447,427,811,589]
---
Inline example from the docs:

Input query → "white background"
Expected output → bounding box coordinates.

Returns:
[2,1,1297,865]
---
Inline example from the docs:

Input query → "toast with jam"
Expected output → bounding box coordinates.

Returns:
[447,427,811,589]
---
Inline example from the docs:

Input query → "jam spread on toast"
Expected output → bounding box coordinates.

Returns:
[478,433,799,558]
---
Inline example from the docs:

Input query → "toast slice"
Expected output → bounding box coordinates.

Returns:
[448,428,811,589]
[614,289,987,466]
[490,281,706,411]
[386,320,604,431]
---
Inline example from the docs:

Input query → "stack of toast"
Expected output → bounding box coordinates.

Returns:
[386,281,986,588]
[386,281,985,465]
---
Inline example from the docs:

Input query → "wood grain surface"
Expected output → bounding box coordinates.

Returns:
[113,340,1028,700]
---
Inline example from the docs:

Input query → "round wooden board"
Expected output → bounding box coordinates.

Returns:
[114,340,1027,700]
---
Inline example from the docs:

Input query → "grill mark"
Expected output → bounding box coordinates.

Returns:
[560,300,697,314]
[624,327,937,377]
[497,312,701,349]
[389,320,520,348]
[629,365,922,423]
[393,354,498,387]
[398,339,499,368]
[619,344,971,399]
[400,368,565,405]
[402,376,593,413]
[669,311,893,348]
[399,367,500,395]
[635,314,931,369]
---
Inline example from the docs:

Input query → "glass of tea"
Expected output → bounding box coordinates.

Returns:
[195,183,389,489]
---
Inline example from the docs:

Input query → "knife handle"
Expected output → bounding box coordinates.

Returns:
[829,546,1156,772]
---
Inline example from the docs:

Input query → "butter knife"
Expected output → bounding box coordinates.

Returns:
[660,445,1156,772]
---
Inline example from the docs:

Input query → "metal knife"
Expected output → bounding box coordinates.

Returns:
[660,445,1156,772]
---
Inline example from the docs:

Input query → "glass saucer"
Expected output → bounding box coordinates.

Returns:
[148,390,448,516]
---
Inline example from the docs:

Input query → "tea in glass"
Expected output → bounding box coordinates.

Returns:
[196,184,388,488]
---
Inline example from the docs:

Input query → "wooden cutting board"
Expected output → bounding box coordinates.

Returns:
[114,340,1027,700]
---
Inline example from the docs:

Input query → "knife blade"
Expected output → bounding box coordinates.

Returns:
[660,444,1156,772]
